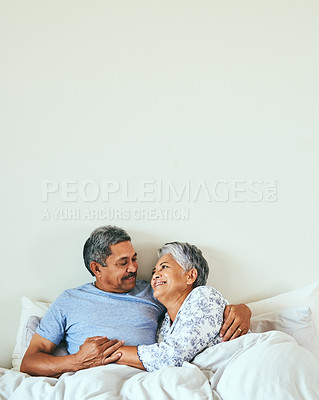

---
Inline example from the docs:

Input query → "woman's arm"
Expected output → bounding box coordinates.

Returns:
[113,287,228,373]
[114,346,145,370]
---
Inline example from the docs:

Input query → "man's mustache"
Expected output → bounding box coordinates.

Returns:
[122,272,137,280]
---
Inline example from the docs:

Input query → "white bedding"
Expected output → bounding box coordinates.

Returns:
[1,331,319,400]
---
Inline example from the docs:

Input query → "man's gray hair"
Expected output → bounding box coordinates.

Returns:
[83,225,131,276]
[158,242,209,288]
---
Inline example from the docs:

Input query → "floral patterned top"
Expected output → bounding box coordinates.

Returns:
[137,286,228,372]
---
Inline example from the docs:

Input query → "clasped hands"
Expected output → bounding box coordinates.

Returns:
[73,336,124,369]
[73,304,251,369]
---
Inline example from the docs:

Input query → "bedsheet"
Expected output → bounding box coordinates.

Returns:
[1,331,319,400]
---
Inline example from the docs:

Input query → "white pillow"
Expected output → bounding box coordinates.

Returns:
[248,280,319,360]
[247,280,319,334]
[12,297,51,369]
[12,296,68,370]
[250,306,319,359]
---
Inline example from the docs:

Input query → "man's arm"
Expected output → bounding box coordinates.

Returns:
[219,304,252,341]
[20,333,124,377]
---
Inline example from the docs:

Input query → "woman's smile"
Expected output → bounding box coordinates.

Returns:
[153,280,166,288]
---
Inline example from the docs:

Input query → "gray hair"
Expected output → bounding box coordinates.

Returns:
[158,242,209,288]
[83,225,131,276]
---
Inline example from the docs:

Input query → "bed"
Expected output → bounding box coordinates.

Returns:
[1,281,319,400]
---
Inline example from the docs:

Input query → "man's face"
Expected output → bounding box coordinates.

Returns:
[95,241,138,293]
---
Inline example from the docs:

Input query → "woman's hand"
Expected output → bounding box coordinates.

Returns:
[219,304,252,341]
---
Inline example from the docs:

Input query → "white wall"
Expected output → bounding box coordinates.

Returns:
[1,0,318,368]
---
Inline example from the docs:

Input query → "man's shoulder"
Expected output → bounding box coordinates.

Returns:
[53,283,95,303]
[62,281,152,299]
[58,281,149,299]
[66,282,94,293]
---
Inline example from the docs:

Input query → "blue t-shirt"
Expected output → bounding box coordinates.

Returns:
[36,280,165,354]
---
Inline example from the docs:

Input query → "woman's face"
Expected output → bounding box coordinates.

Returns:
[151,253,195,303]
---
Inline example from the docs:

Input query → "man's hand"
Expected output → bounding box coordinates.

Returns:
[74,336,124,369]
[21,333,124,377]
[219,304,252,341]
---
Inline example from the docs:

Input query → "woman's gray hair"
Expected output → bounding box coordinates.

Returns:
[83,225,131,276]
[158,242,209,288]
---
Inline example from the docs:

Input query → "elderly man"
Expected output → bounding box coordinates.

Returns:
[21,226,251,377]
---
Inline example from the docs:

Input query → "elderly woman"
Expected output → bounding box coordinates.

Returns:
[115,241,230,372]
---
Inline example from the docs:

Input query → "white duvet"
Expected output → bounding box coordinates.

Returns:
[1,331,319,400]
